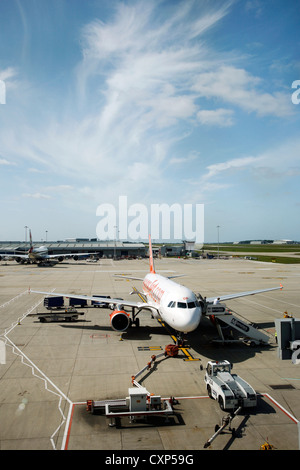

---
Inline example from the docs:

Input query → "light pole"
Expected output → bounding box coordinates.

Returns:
[217,225,220,259]
[114,225,118,260]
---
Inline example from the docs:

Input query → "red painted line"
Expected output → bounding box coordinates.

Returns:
[262,393,299,424]
[65,393,298,450]
[64,403,75,450]
[170,396,208,400]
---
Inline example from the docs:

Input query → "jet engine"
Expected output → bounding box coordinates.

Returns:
[110,309,131,332]
[57,256,64,262]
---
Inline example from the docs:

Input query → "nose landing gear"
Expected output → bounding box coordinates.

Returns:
[176,332,185,347]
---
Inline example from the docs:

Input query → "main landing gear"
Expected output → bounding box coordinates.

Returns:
[129,307,141,328]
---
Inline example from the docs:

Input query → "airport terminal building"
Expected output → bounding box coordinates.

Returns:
[0,239,146,259]
[0,239,197,260]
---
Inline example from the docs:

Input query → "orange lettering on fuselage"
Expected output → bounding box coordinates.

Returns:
[143,278,165,303]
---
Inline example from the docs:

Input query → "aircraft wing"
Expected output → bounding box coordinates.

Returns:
[166,274,185,279]
[206,285,283,303]
[114,273,185,281]
[45,252,96,259]
[1,253,29,259]
[114,274,145,281]
[29,289,158,312]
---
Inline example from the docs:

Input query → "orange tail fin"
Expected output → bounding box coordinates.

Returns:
[148,234,155,273]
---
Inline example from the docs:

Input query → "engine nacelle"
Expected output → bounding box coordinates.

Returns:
[57,256,64,262]
[110,309,130,332]
[73,255,79,261]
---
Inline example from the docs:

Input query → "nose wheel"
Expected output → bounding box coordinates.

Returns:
[176,332,185,347]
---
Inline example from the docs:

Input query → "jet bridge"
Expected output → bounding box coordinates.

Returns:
[206,303,270,346]
[275,316,300,361]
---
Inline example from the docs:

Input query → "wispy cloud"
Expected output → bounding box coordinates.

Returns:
[0,67,18,87]
[197,108,234,127]
[195,138,300,195]
[45,185,73,192]
[203,156,261,181]
[22,192,52,200]
[21,185,74,203]
[2,1,292,183]
[0,158,16,166]
[245,0,264,18]
[28,168,45,174]
[169,152,199,165]
[0,0,297,238]
[1,1,234,193]
[193,65,293,117]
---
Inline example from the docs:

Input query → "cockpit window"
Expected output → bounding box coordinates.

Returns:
[187,301,196,308]
[169,300,200,309]
[177,302,187,309]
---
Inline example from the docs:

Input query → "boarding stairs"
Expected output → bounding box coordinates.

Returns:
[206,303,270,346]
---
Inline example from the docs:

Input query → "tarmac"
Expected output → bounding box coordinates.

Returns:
[0,256,299,451]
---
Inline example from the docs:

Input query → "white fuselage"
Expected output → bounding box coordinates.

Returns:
[142,273,202,333]
[29,246,48,260]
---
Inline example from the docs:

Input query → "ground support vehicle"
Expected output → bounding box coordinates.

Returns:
[203,405,242,448]
[86,347,177,426]
[91,295,111,307]
[44,296,64,309]
[204,360,257,411]
[28,307,84,322]
[69,297,87,308]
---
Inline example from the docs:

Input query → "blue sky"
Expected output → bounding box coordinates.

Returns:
[0,0,299,242]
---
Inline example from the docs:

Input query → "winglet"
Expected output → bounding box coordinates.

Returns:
[148,234,155,274]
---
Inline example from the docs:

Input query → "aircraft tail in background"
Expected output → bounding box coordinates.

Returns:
[28,229,33,253]
[148,234,155,274]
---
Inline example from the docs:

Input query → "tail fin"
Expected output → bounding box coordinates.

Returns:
[28,229,33,253]
[148,234,155,274]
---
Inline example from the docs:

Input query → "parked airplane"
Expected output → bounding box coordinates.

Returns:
[0,230,94,266]
[30,235,282,343]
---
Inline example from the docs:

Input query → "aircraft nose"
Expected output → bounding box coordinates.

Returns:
[180,307,202,333]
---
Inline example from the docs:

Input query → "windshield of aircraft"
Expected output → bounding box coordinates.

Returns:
[168,300,199,309]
